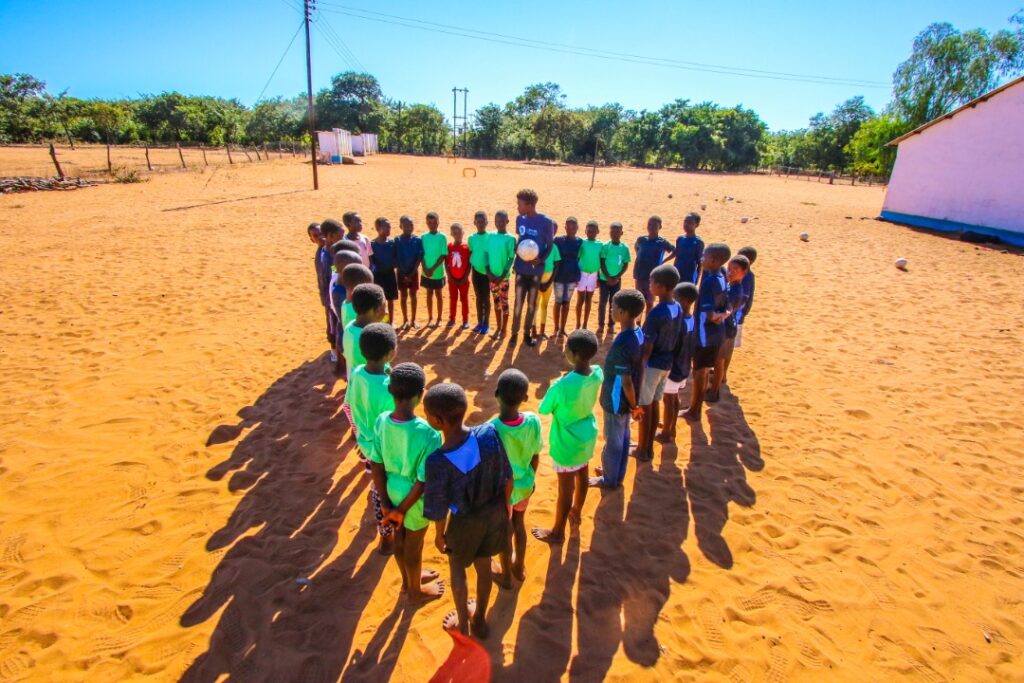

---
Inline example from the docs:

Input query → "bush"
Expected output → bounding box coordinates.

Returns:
[111,166,147,184]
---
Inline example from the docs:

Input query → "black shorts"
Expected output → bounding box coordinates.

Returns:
[693,344,720,369]
[374,270,399,301]
[421,275,446,290]
[445,502,510,569]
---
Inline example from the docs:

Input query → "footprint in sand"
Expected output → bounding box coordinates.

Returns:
[698,600,725,650]
[765,643,790,683]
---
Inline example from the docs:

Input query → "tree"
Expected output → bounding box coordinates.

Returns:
[507,82,564,116]
[246,96,304,143]
[471,103,503,158]
[0,73,47,142]
[893,13,1024,126]
[846,114,913,177]
[316,71,385,133]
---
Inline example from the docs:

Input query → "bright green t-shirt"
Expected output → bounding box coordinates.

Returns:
[342,320,365,372]
[599,241,631,281]
[369,413,442,531]
[468,232,491,275]
[538,366,604,467]
[486,232,516,279]
[341,301,356,329]
[543,243,561,275]
[579,239,604,274]
[421,231,448,277]
[489,413,543,504]
[344,365,394,457]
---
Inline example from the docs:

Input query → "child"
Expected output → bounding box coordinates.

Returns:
[735,246,757,348]
[372,363,445,604]
[634,264,682,461]
[342,211,372,268]
[468,211,492,335]
[331,245,362,373]
[340,264,374,329]
[658,282,698,443]
[446,223,471,329]
[712,255,751,396]
[597,222,631,334]
[395,216,424,331]
[534,238,561,340]
[344,322,399,554]
[533,329,603,543]
[486,210,516,341]
[673,212,704,285]
[320,220,343,354]
[684,243,731,420]
[633,215,676,312]
[371,217,399,324]
[590,289,646,490]
[309,222,332,346]
[552,217,582,338]
[510,189,556,348]
[489,369,542,586]
[422,383,512,638]
[421,211,448,328]
[575,220,602,331]
[342,284,387,379]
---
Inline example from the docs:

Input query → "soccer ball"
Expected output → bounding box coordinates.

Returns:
[740,216,749,224]
[895,258,908,271]
[517,239,540,261]
[799,232,810,242]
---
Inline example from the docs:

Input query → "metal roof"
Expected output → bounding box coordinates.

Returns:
[886,76,1024,147]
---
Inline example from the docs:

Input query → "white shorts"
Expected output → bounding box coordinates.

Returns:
[663,377,686,395]
[553,461,588,474]
[735,324,744,348]
[577,272,598,293]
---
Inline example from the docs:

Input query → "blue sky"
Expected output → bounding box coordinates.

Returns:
[1,0,1020,130]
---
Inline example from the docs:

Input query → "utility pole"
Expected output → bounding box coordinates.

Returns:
[462,88,469,157]
[396,101,403,154]
[451,87,468,157]
[304,0,319,190]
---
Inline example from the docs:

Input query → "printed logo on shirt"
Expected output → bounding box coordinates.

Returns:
[518,225,527,236]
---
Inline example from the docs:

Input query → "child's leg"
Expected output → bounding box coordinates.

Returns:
[512,510,527,580]
[387,299,395,326]
[459,281,470,323]
[480,275,491,328]
[399,288,409,325]
[448,556,470,636]
[660,392,678,440]
[575,293,584,329]
[569,466,589,524]
[471,555,493,639]
[709,351,725,401]
[410,287,419,327]
[685,367,708,419]
[404,526,443,603]
[645,399,659,452]
[595,411,629,488]
[447,280,458,322]
[597,283,609,329]
[720,338,736,386]
[436,288,445,324]
[533,471,574,542]
[584,291,593,328]
[636,404,652,460]
[393,526,410,591]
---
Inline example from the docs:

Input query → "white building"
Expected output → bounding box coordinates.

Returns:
[881,76,1024,247]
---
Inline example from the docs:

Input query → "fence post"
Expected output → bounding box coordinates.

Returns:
[829,171,834,185]
[49,143,65,180]
[106,142,112,174]
[226,144,234,164]
[278,143,283,159]
[851,174,856,186]
[176,143,186,168]
[201,144,208,166]
[243,147,252,162]
[263,143,269,160]
[144,144,152,171]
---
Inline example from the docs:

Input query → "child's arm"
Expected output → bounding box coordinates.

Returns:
[392,481,425,525]
[428,255,446,277]
[622,376,642,420]
[663,241,676,262]
[433,518,448,554]
[369,461,392,520]
[599,256,611,281]
[530,453,539,472]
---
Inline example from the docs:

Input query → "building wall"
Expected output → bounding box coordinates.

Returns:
[882,83,1024,238]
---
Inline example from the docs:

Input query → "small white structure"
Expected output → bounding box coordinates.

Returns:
[350,133,379,156]
[316,128,355,163]
[881,76,1024,246]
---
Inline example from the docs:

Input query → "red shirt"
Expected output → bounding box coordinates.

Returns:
[447,243,470,280]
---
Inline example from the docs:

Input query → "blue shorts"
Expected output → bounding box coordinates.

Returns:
[553,281,576,303]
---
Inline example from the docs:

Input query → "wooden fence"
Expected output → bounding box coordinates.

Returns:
[757,165,888,187]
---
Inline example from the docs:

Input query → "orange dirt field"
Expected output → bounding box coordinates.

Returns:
[0,152,1022,682]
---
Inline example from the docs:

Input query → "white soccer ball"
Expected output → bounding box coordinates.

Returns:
[799,232,810,242]
[740,216,749,224]
[517,238,539,261]
[895,258,908,271]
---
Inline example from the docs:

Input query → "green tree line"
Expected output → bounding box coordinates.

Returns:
[2,10,1020,176]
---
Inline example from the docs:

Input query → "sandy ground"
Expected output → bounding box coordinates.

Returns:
[0,152,1022,682]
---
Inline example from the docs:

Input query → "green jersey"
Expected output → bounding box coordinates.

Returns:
[486,232,516,279]
[579,239,604,274]
[468,232,491,275]
[369,413,442,531]
[599,241,631,281]
[543,243,561,275]
[342,320,365,371]
[489,413,543,504]
[421,231,448,276]
[344,366,394,457]
[341,301,356,329]
[538,366,604,467]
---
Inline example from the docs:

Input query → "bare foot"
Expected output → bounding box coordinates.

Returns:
[681,409,701,422]
[472,613,490,640]
[377,536,395,556]
[531,527,564,544]
[408,579,446,606]
[492,567,513,590]
[421,568,439,583]
[442,599,477,634]
[512,564,526,581]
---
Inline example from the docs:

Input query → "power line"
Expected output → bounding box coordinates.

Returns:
[316,3,889,88]
[315,10,367,72]
[254,20,306,104]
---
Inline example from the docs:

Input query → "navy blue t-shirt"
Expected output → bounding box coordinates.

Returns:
[513,213,555,277]
[642,301,682,371]
[725,282,749,339]
[315,246,331,306]
[600,327,645,414]
[696,268,728,348]
[422,423,512,519]
[633,236,673,280]
[674,235,704,284]
[371,239,398,272]
[739,270,755,323]
[553,236,582,283]
[668,314,696,382]
[395,235,424,274]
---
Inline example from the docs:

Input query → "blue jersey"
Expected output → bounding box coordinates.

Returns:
[696,268,728,348]
[553,236,582,284]
[724,282,748,339]
[395,235,424,274]
[513,213,555,277]
[674,235,704,284]
[738,270,755,324]
[600,327,644,414]
[668,314,695,382]
[642,301,682,371]
[423,424,512,519]
[315,246,331,306]
[371,239,397,272]
[633,236,673,280]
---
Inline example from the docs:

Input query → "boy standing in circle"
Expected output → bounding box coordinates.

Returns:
[509,188,555,348]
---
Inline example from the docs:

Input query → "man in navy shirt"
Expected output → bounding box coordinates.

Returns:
[509,188,555,347]
[673,212,705,285]
[633,215,675,312]
[683,243,731,421]
[552,217,583,338]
